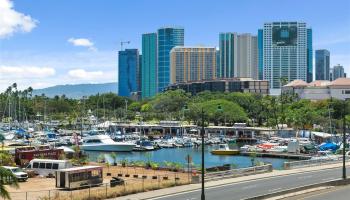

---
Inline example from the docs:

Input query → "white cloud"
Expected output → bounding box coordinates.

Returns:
[0,66,55,79]
[0,66,56,91]
[68,38,96,51]
[0,0,38,38]
[68,69,104,80]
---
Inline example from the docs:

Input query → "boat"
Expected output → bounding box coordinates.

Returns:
[211,144,240,155]
[81,135,135,152]
[134,140,155,151]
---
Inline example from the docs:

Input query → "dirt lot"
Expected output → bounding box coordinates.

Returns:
[6,162,190,198]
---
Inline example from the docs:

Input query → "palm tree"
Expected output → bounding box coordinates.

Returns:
[0,166,19,199]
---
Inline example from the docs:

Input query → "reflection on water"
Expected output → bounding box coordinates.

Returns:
[84,145,288,169]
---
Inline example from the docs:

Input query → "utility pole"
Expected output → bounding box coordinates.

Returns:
[343,99,347,180]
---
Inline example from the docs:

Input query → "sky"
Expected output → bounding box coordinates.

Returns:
[0,0,349,91]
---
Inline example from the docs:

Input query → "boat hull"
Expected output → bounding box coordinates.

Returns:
[211,150,240,155]
[81,144,135,152]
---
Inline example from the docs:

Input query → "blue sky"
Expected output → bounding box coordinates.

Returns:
[0,0,349,90]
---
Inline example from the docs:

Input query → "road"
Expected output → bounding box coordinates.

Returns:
[152,167,349,200]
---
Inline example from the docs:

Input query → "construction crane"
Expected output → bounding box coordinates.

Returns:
[120,41,130,51]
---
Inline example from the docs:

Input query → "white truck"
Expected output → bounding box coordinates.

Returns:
[3,166,28,182]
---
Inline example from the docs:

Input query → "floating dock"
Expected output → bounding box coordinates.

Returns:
[239,152,311,160]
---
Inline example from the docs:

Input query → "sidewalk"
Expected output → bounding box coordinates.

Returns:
[111,162,349,200]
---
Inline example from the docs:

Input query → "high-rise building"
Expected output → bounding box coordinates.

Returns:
[118,49,140,97]
[170,46,216,84]
[219,32,237,78]
[216,49,220,78]
[332,64,345,80]
[141,33,157,99]
[157,27,184,92]
[258,29,264,80]
[237,34,258,79]
[307,29,313,82]
[262,22,312,89]
[219,32,258,79]
[315,49,330,80]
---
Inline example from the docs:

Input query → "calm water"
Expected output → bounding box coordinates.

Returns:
[84,145,288,170]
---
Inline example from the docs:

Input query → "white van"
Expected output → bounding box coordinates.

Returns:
[2,166,28,181]
[25,159,72,176]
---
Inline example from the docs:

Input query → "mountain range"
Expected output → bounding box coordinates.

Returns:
[33,82,118,99]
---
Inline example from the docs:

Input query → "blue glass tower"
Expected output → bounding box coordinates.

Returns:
[315,49,330,80]
[157,27,184,92]
[258,29,263,80]
[307,28,313,83]
[142,33,157,99]
[118,49,139,97]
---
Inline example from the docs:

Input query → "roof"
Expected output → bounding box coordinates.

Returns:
[330,78,350,86]
[30,159,70,163]
[284,80,308,87]
[308,80,331,87]
[56,166,102,172]
[2,166,19,169]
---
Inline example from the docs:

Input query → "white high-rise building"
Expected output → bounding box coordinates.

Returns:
[262,22,312,89]
[219,33,258,79]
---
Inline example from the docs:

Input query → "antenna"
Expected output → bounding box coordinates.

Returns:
[121,41,130,51]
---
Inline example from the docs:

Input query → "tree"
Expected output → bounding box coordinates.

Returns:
[0,166,19,199]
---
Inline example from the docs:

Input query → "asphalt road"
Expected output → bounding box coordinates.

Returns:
[152,167,350,200]
[301,184,350,200]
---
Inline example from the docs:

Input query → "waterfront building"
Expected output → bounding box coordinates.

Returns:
[219,32,258,79]
[262,22,312,89]
[283,78,350,100]
[118,49,140,97]
[332,64,346,80]
[141,33,157,99]
[315,49,330,80]
[170,46,216,84]
[157,27,184,92]
[166,78,269,95]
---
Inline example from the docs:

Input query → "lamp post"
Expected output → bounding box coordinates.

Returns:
[342,99,348,180]
[184,104,222,200]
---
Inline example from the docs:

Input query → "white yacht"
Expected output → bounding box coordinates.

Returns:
[81,135,135,152]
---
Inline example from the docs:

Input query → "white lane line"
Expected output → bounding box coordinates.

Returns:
[241,184,257,190]
[268,187,282,192]
[298,175,313,179]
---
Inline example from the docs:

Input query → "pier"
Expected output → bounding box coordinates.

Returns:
[239,152,312,160]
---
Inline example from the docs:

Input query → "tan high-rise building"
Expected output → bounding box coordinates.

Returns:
[170,47,216,84]
[237,34,258,79]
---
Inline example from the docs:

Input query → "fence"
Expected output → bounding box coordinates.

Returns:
[204,164,273,182]
[284,156,349,170]
[8,172,190,200]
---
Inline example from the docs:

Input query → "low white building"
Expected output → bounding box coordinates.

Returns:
[282,78,350,100]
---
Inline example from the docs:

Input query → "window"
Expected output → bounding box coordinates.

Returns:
[46,163,52,169]
[52,163,59,169]
[33,162,39,168]
[39,163,45,169]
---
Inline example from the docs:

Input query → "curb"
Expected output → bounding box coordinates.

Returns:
[243,178,350,200]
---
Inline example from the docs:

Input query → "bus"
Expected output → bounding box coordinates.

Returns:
[26,159,72,176]
[55,166,103,189]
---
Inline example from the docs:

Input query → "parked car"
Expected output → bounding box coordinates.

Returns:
[3,166,28,182]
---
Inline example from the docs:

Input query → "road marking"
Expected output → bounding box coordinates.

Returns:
[298,175,313,179]
[268,187,282,192]
[242,184,257,190]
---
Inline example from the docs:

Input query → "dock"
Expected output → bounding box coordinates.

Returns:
[239,152,311,160]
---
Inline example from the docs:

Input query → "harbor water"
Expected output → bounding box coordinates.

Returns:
[85,145,289,170]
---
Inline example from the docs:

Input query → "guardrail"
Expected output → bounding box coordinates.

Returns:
[284,156,349,170]
[204,164,273,182]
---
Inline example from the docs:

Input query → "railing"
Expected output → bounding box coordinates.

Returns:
[204,164,273,182]
[284,156,349,170]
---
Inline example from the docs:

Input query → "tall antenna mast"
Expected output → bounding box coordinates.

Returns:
[120,41,130,51]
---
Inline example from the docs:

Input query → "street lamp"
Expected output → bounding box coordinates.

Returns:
[342,99,348,180]
[184,104,222,200]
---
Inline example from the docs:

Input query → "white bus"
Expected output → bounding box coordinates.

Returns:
[25,159,72,176]
[55,166,103,189]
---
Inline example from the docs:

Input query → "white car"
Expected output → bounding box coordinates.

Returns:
[3,166,28,182]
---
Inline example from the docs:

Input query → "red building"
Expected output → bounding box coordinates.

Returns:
[15,146,64,166]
